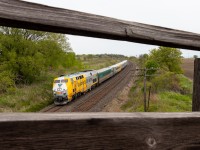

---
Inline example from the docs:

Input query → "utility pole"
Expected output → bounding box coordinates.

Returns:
[143,68,147,112]
[136,67,159,112]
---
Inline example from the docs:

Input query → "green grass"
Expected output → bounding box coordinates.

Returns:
[121,78,144,112]
[148,92,192,112]
[177,74,193,94]
[0,76,53,112]
[122,74,192,112]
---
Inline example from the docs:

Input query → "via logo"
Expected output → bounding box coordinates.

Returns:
[58,84,62,87]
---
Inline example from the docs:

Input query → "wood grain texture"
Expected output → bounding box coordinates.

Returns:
[193,58,200,111]
[0,0,200,50]
[1,113,200,149]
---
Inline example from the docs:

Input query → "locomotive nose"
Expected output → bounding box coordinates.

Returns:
[54,89,67,96]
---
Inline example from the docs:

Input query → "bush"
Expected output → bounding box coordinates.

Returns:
[150,72,192,95]
[0,70,15,93]
[151,72,180,93]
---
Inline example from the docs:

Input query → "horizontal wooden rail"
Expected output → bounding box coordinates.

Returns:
[0,0,200,50]
[1,113,200,149]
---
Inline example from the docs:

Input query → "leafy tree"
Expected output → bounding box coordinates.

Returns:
[145,60,159,76]
[149,47,182,73]
[138,54,148,67]
[0,27,76,91]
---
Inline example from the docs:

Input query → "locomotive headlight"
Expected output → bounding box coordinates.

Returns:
[53,91,56,95]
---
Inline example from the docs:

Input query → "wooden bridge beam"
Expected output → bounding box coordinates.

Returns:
[1,113,200,149]
[0,0,200,50]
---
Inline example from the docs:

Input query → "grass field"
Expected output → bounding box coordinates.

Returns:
[181,58,194,80]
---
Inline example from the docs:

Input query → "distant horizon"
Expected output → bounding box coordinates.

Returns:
[75,52,197,59]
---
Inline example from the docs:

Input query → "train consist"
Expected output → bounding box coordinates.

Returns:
[53,60,128,105]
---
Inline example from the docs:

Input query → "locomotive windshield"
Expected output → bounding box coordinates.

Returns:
[61,79,68,83]
[54,80,60,83]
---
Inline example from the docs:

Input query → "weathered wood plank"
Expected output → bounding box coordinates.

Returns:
[0,0,200,50]
[1,113,200,149]
[193,58,200,111]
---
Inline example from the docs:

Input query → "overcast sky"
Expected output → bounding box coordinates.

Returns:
[25,0,200,57]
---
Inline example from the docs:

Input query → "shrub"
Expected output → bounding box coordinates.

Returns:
[0,70,15,93]
[151,72,180,93]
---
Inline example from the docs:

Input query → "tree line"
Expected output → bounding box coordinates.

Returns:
[0,27,78,93]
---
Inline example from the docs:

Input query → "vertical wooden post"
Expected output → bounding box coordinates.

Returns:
[147,86,151,111]
[144,68,147,112]
[192,58,200,111]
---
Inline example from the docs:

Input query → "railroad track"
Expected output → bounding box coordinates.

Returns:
[41,62,135,112]
[41,105,62,112]
[72,62,134,112]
